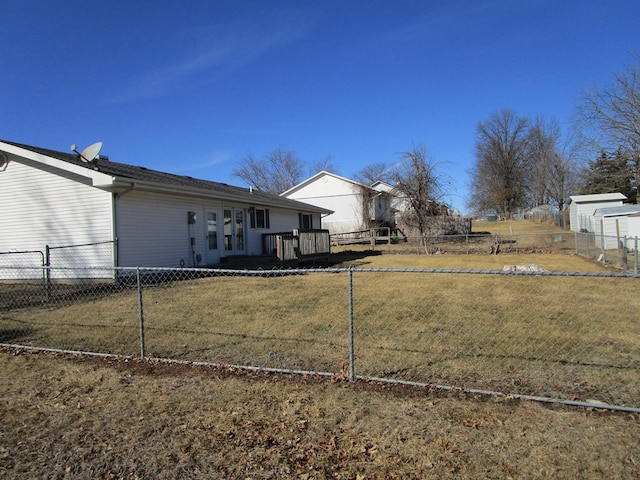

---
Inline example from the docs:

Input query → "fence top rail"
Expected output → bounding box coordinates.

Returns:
[103,265,640,278]
[47,240,116,250]
[346,267,640,278]
[0,250,44,256]
[7,264,636,279]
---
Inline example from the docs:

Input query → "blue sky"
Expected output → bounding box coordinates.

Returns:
[2,1,639,212]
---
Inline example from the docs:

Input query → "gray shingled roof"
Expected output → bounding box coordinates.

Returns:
[2,140,331,213]
[595,205,640,216]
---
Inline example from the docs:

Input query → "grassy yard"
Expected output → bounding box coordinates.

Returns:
[1,245,637,405]
[1,220,639,478]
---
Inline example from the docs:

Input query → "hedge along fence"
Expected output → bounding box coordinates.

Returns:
[0,265,638,412]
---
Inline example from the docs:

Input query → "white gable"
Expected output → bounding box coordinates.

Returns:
[284,172,365,233]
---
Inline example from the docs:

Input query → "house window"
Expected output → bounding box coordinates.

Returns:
[250,208,270,229]
[299,213,313,229]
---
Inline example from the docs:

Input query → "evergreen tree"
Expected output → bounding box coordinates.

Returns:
[580,149,636,203]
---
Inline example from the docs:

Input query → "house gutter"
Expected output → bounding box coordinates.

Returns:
[114,182,137,198]
[106,177,332,214]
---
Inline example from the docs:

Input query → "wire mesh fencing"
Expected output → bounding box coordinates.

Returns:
[0,250,46,280]
[575,232,639,272]
[339,232,640,273]
[0,264,638,410]
[341,232,579,255]
[46,240,117,279]
[350,268,639,409]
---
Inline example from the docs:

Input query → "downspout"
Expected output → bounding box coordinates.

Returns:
[112,183,137,268]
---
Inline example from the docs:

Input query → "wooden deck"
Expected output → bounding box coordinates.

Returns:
[262,229,331,265]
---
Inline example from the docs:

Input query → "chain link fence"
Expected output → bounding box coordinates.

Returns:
[339,232,578,255]
[1,265,638,411]
[575,231,640,272]
[340,232,640,273]
[46,240,117,279]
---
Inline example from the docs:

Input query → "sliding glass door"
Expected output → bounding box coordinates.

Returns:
[223,207,245,255]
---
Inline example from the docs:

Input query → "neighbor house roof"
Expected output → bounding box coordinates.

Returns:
[370,180,394,192]
[0,140,332,214]
[569,193,627,204]
[594,205,640,217]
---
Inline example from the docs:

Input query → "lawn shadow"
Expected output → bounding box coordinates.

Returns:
[326,250,383,267]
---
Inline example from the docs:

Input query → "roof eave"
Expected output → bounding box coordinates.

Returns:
[109,178,332,214]
[0,141,114,186]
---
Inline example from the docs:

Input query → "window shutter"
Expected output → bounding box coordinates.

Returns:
[265,209,270,229]
[298,213,303,228]
[250,208,255,228]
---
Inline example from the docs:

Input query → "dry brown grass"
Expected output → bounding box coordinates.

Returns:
[1,349,639,479]
[473,219,564,235]
[2,235,636,405]
[1,221,639,478]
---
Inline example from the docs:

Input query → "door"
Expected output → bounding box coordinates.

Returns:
[223,207,245,255]
[205,210,221,265]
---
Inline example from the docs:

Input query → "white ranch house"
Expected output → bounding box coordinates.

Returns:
[0,140,330,278]
[281,171,395,235]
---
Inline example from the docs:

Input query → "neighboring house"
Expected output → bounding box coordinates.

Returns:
[0,140,331,277]
[370,180,405,227]
[281,171,394,234]
[569,193,627,232]
[592,205,640,249]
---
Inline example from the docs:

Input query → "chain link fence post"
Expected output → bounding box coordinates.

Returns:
[44,245,51,302]
[137,267,145,359]
[348,267,355,381]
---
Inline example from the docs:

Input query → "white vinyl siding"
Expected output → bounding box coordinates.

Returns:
[592,206,640,249]
[116,191,214,267]
[0,158,113,277]
[116,192,308,265]
[284,173,363,234]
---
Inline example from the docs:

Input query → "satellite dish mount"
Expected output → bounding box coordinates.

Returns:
[71,142,103,164]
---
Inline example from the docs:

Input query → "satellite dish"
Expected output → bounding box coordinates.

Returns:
[71,142,103,163]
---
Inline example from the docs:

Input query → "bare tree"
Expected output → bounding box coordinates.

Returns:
[233,148,305,194]
[576,59,640,201]
[308,155,337,177]
[355,162,394,185]
[468,109,530,217]
[546,152,579,213]
[528,116,561,206]
[527,116,581,213]
[392,144,445,241]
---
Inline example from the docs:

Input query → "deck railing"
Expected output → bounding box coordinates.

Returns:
[330,227,392,246]
[263,229,331,263]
